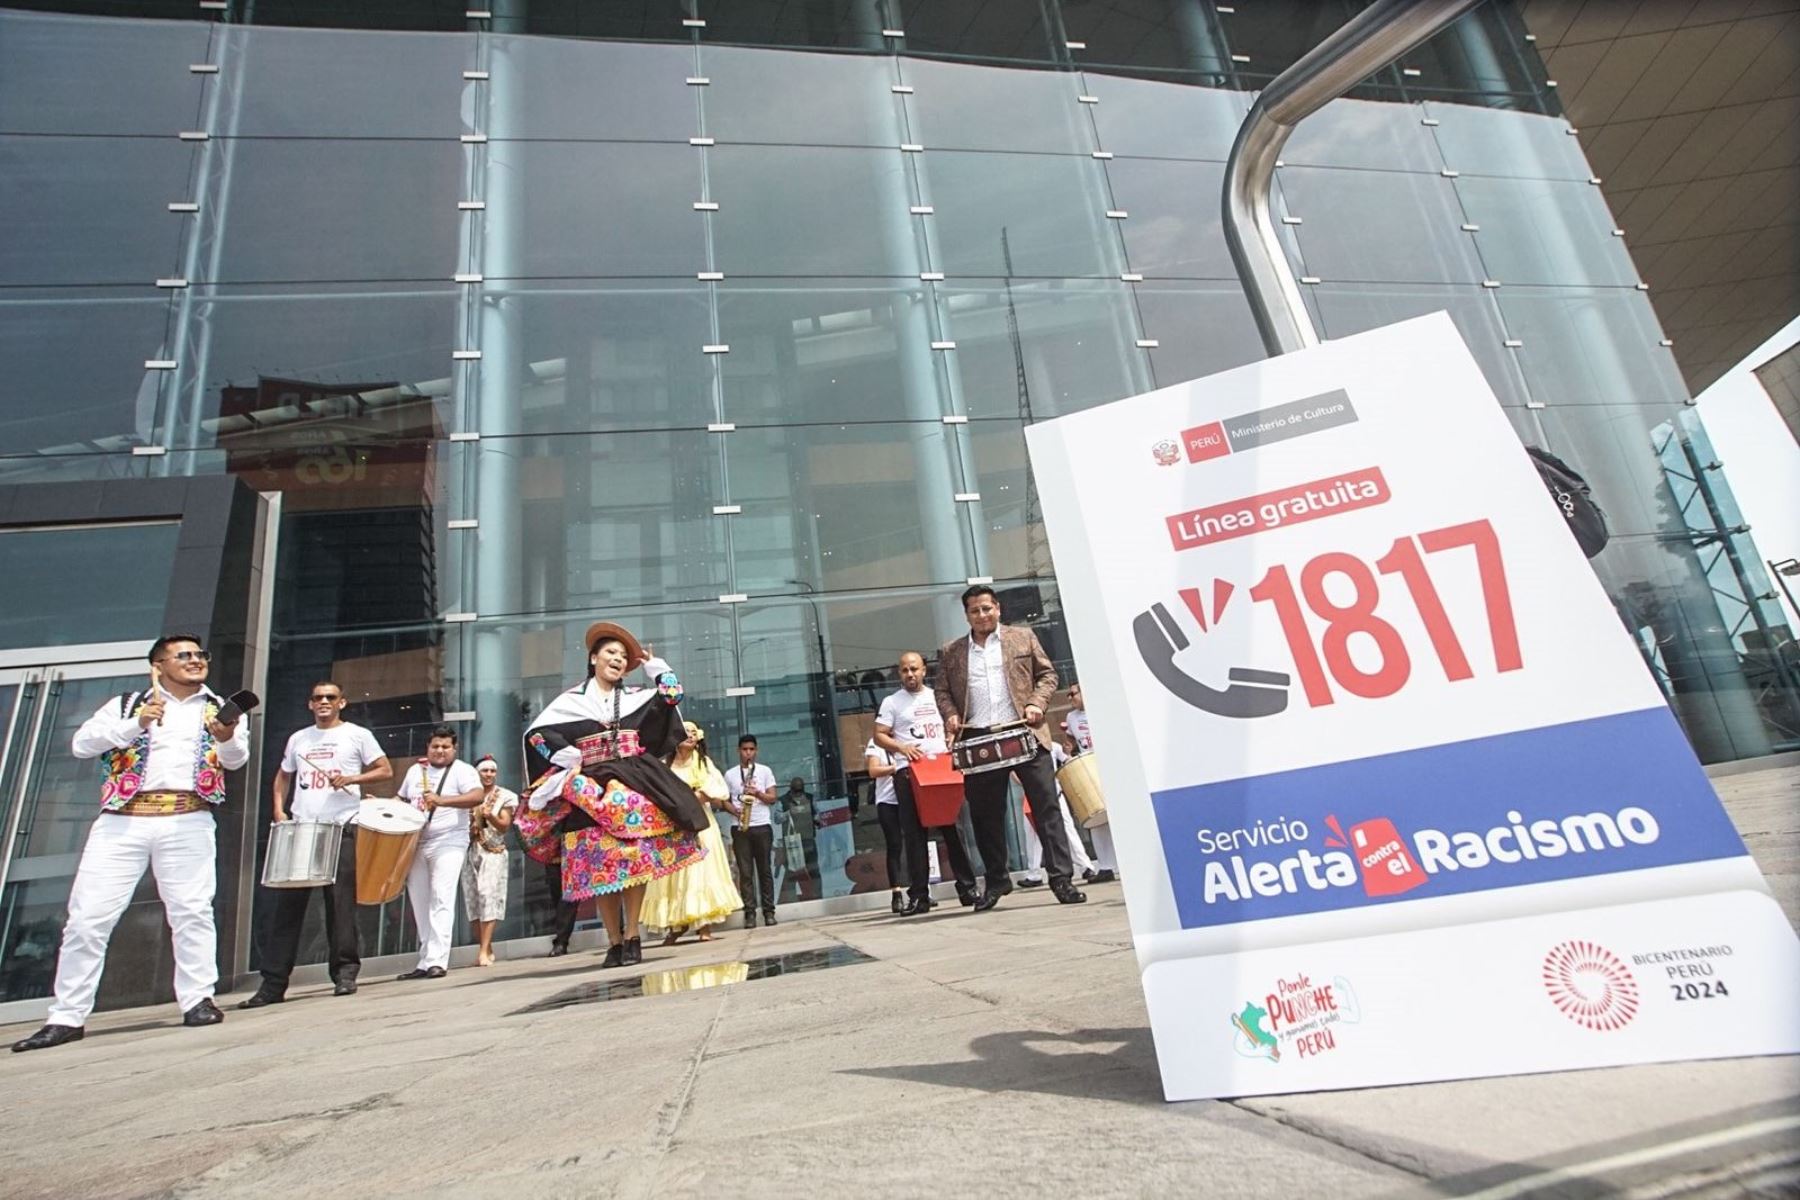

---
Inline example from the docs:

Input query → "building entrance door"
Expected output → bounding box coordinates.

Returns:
[0,654,165,1021]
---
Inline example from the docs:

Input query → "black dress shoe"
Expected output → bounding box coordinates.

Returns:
[395,968,432,981]
[622,937,642,966]
[743,911,758,929]
[236,989,284,1009]
[600,943,624,969]
[1016,876,1046,889]
[1050,880,1088,904]
[333,981,358,996]
[973,890,1003,913]
[891,891,904,914]
[11,1024,83,1052]
[548,944,569,958]
[762,910,778,927]
[901,896,934,916]
[956,887,978,908]
[427,966,447,978]
[1090,869,1116,883]
[183,998,224,1027]
[1082,868,1097,883]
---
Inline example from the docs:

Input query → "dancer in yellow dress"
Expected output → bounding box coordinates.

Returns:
[642,721,742,945]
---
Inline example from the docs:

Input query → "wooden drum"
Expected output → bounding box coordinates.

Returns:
[353,797,426,905]
[1056,753,1108,829]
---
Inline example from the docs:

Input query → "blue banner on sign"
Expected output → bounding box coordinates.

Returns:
[1151,707,1747,929]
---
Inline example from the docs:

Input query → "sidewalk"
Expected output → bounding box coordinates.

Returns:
[1,765,1796,1200]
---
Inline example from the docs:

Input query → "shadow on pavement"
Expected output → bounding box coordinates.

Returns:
[842,1024,1166,1106]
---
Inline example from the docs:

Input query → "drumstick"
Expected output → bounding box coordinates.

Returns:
[149,663,164,726]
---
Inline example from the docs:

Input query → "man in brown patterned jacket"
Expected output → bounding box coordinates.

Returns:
[935,585,1086,911]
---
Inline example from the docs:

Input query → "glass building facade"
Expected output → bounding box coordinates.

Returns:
[0,0,1795,1007]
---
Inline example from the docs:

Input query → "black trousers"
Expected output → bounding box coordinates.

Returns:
[259,824,360,992]
[893,770,976,901]
[733,824,775,914]
[962,740,1072,889]
[875,801,904,891]
[543,856,578,950]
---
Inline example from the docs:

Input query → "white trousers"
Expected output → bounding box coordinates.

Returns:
[1090,820,1117,872]
[406,834,467,970]
[1021,795,1094,879]
[47,812,216,1027]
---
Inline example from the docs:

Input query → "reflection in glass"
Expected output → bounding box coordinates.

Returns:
[926,151,1118,278]
[1497,287,1688,409]
[493,142,702,280]
[1,137,194,287]
[1456,176,1638,287]
[0,9,209,136]
[494,36,696,141]
[1081,70,1249,160]
[1103,158,1239,279]
[711,145,913,277]
[1308,282,1531,408]
[1132,283,1267,391]
[0,290,174,455]
[216,24,471,138]
[1280,96,1444,172]
[704,45,898,146]
[1281,166,1483,284]
[903,56,1090,155]
[1425,101,1589,180]
[938,280,1146,419]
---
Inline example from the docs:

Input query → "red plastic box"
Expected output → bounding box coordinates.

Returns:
[909,753,966,827]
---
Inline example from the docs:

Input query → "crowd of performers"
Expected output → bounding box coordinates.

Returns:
[11,585,1110,1053]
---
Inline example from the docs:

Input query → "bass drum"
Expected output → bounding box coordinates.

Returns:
[1056,753,1108,830]
[354,798,427,905]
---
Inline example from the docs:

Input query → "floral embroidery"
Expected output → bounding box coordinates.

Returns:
[655,671,682,705]
[558,778,703,899]
[98,693,226,811]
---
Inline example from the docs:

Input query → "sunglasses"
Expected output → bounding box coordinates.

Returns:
[309,694,343,703]
[160,650,211,664]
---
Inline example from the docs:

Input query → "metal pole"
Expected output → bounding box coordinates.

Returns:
[1223,0,1483,357]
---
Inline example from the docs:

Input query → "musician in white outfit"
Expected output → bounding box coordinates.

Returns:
[1017,743,1095,887]
[12,635,248,1052]
[1063,683,1116,883]
[395,725,483,979]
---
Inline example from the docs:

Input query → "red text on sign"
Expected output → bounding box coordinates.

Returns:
[1165,467,1391,551]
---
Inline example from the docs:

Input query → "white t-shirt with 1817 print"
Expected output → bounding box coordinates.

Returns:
[282,722,387,826]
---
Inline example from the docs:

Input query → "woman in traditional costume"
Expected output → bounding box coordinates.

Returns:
[515,621,706,967]
[641,721,742,945]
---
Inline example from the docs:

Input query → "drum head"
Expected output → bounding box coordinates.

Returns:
[355,798,426,834]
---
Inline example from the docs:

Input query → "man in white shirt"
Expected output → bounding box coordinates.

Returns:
[864,740,906,914]
[725,734,779,927]
[1064,683,1116,883]
[874,651,977,915]
[239,681,391,1008]
[395,725,484,979]
[13,635,249,1052]
[935,585,1085,911]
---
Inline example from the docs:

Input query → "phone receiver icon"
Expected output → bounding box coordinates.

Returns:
[1132,602,1291,719]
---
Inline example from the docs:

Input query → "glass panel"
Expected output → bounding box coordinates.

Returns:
[508,281,715,434]
[241,0,465,32]
[966,417,1050,582]
[202,140,463,284]
[495,36,695,141]
[476,429,730,614]
[897,2,1056,62]
[1062,8,1229,75]
[492,141,702,280]
[1219,1,1361,79]
[1308,282,1533,409]
[710,145,912,277]
[902,56,1091,155]
[725,420,971,596]
[1280,166,1485,284]
[0,525,182,650]
[938,280,1147,420]
[1081,72,1249,161]
[0,454,150,488]
[1280,97,1445,172]
[0,10,210,136]
[9,672,151,861]
[1455,177,1639,287]
[1103,158,1242,279]
[1425,101,1591,181]
[217,25,471,138]
[716,279,945,426]
[0,136,194,286]
[702,4,888,50]
[0,290,174,456]
[1132,282,1268,391]
[1531,401,1696,540]
[926,151,1118,278]
[181,284,457,452]
[704,45,899,146]
[1496,287,1689,409]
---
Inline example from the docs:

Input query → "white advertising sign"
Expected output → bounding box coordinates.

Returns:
[1025,314,1800,1100]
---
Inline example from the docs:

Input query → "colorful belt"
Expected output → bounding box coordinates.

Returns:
[117,790,208,816]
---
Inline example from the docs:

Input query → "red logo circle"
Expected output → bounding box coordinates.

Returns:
[1543,940,1639,1032]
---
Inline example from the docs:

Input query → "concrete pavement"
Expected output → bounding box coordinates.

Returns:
[1,764,1796,1199]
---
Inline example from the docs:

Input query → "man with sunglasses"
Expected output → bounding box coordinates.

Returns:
[238,681,391,1008]
[13,635,249,1052]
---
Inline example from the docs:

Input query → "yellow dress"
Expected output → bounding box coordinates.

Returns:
[640,754,742,933]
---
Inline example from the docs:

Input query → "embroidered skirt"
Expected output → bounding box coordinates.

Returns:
[561,777,704,899]
[639,805,741,933]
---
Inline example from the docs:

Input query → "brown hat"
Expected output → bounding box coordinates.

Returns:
[583,620,647,668]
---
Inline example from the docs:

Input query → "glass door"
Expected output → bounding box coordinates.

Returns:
[0,658,156,1009]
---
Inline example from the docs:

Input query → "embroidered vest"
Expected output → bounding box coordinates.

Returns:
[99,691,227,811]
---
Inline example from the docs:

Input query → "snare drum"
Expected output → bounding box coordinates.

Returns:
[353,798,427,905]
[261,821,341,889]
[1056,753,1108,829]
[950,725,1037,775]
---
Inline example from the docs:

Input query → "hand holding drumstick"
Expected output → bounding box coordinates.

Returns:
[138,664,167,730]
